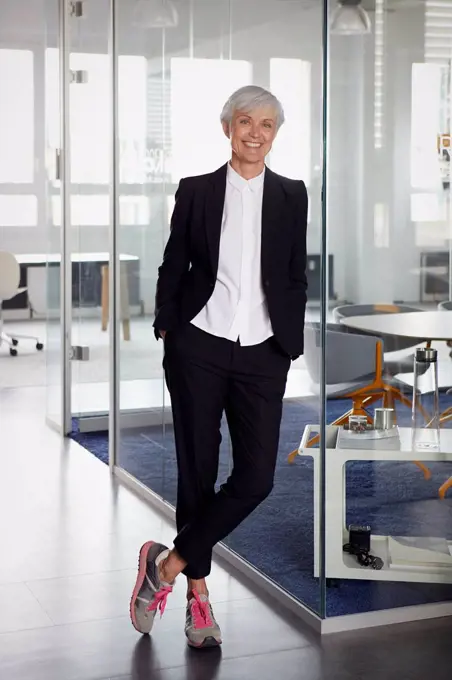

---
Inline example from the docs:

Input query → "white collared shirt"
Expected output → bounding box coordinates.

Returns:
[191,163,273,346]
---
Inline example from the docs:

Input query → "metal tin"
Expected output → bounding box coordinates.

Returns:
[349,415,368,432]
[374,407,395,430]
[415,347,438,363]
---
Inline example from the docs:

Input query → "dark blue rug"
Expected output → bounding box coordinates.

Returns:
[71,393,452,618]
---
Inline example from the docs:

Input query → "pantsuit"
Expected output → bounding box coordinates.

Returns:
[154,163,308,580]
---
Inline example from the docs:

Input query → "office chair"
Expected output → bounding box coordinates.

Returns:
[0,251,44,356]
[333,303,425,377]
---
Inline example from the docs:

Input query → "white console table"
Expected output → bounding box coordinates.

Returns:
[298,425,452,584]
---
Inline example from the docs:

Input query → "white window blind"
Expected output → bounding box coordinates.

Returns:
[0,50,34,183]
[269,58,311,183]
[170,58,252,181]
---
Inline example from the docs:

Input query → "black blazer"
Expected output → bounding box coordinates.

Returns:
[154,163,308,358]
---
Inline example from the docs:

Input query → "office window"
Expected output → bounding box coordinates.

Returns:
[46,50,151,186]
[270,59,311,184]
[118,56,148,184]
[0,50,34,183]
[46,49,109,184]
[51,195,150,226]
[52,195,109,226]
[411,63,442,191]
[170,58,252,181]
[0,196,37,226]
[410,63,446,223]
[119,195,150,225]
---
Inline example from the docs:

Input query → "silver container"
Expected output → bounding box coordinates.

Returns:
[374,407,395,430]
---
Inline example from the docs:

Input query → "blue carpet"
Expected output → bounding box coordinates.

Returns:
[71,393,452,618]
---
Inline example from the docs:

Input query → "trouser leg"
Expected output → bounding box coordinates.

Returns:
[173,337,290,569]
[164,324,229,579]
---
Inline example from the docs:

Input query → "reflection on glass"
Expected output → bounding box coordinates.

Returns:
[326,0,452,619]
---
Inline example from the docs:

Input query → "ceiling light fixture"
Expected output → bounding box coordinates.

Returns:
[330,0,371,35]
[132,0,179,29]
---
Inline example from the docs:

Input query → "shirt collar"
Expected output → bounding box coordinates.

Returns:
[227,163,265,193]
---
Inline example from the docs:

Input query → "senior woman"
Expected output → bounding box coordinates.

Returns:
[130,85,308,648]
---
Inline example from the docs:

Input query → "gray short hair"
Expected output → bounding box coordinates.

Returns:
[220,85,285,130]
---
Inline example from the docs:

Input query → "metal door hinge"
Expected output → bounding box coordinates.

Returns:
[70,70,88,84]
[70,346,90,361]
[55,148,62,181]
[69,1,84,17]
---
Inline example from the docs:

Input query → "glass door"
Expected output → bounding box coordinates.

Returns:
[67,0,112,426]
[45,0,71,434]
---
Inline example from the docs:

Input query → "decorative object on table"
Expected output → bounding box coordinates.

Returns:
[411,347,440,451]
[348,414,368,432]
[343,524,384,570]
[374,407,395,430]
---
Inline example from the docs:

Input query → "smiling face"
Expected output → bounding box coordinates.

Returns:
[223,106,278,171]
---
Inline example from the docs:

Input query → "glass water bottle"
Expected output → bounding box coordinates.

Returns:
[411,347,440,451]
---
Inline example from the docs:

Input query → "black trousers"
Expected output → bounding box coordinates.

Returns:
[163,323,290,580]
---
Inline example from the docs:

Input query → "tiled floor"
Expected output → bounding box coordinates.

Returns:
[1,385,452,680]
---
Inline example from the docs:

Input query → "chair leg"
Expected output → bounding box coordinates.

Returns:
[0,331,13,346]
[439,477,452,500]
[6,332,40,341]
[101,265,109,332]
[387,386,432,480]
[120,262,131,341]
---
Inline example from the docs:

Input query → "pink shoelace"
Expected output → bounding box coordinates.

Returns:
[190,590,213,630]
[146,585,173,618]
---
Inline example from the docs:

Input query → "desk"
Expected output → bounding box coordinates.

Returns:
[4,253,141,321]
[299,424,452,583]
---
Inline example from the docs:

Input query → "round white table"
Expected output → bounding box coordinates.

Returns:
[341,310,452,342]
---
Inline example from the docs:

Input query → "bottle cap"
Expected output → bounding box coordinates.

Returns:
[415,347,437,363]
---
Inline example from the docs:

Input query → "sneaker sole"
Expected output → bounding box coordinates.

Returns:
[130,540,156,633]
[187,635,222,649]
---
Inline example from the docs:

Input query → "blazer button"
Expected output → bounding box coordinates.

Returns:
[210,282,215,289]
[264,280,270,288]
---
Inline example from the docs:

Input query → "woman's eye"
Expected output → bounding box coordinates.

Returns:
[240,119,250,124]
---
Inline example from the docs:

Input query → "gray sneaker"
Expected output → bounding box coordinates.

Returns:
[185,590,222,648]
[130,541,174,634]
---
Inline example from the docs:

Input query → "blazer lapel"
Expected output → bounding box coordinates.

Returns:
[205,163,227,274]
[262,167,284,275]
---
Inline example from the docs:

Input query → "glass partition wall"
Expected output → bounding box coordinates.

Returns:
[325,0,452,621]
[113,0,325,619]
[44,0,452,630]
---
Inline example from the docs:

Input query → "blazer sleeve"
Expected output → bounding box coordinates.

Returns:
[153,178,192,337]
[289,180,308,300]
